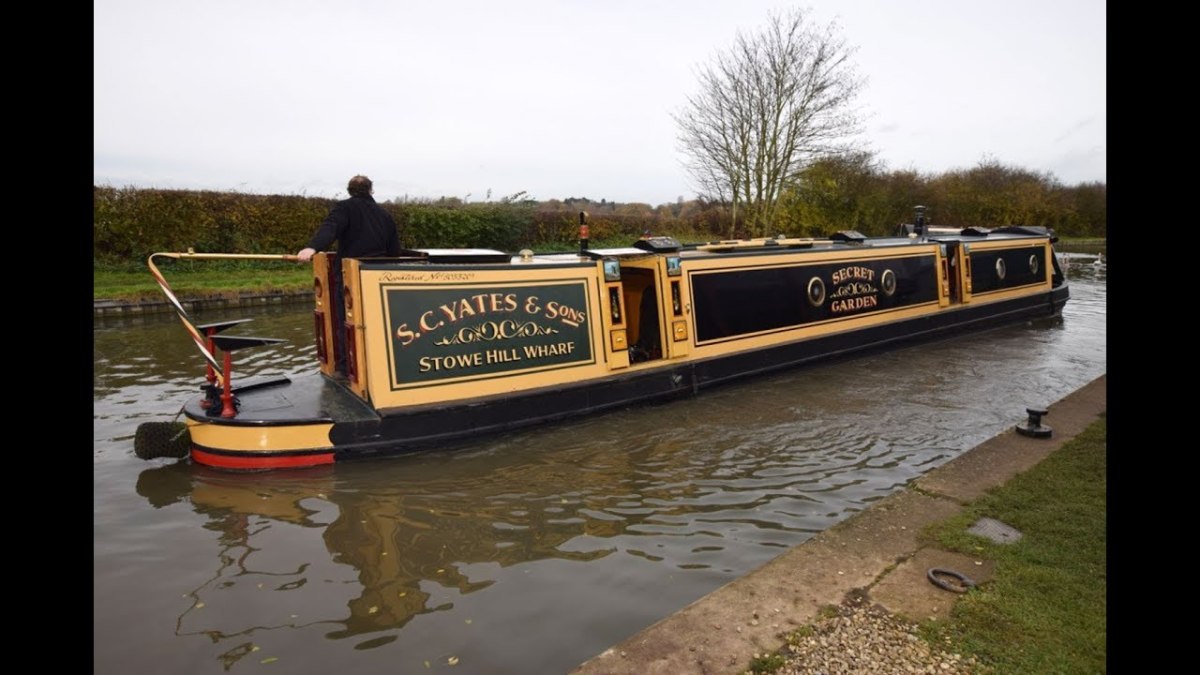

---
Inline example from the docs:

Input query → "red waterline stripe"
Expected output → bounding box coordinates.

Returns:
[191,447,335,471]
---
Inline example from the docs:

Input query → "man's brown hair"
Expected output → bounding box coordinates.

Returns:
[347,175,373,197]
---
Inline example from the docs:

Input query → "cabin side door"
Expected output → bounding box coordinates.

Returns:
[618,256,691,364]
[940,242,970,305]
[312,252,340,375]
[956,243,974,303]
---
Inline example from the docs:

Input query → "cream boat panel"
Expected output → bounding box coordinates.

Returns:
[357,264,617,408]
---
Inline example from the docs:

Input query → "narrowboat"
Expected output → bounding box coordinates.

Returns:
[148,211,1068,471]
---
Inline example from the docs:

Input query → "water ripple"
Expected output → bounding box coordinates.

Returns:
[96,271,1105,675]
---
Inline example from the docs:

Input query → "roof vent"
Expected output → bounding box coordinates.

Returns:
[829,230,866,244]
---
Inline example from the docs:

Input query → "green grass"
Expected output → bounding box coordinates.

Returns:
[92,234,691,302]
[747,653,786,673]
[94,260,314,302]
[743,417,1107,675]
[921,416,1107,673]
[1055,238,1106,254]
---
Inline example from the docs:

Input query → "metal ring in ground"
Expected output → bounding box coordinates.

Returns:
[927,567,976,593]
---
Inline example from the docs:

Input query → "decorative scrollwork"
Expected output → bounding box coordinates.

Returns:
[434,320,558,346]
[831,281,875,298]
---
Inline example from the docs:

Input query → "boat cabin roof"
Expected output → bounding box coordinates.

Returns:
[367,226,1054,268]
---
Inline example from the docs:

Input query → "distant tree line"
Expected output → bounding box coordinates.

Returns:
[93,156,1105,266]
[774,154,1106,240]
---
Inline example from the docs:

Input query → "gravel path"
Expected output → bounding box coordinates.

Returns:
[754,595,988,675]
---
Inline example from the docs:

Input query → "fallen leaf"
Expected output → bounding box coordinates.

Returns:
[464,619,472,625]
[260,657,278,664]
[368,606,379,614]
[196,602,206,609]
[448,656,459,666]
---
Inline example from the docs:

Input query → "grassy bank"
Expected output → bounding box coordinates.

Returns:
[750,416,1107,674]
[92,236,643,302]
[921,416,1107,672]
[1054,237,1107,253]
[94,260,314,303]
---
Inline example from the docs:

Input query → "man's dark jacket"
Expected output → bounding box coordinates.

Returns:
[306,195,402,258]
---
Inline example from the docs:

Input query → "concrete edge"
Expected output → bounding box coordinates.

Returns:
[571,374,1107,675]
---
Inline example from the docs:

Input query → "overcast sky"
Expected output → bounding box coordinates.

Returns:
[94,0,1105,205]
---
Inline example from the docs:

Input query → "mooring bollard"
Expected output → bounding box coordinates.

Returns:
[1015,406,1052,438]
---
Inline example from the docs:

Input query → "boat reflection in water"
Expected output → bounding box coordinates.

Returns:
[134,451,652,653]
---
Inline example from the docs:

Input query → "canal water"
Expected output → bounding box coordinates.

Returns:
[94,256,1105,675]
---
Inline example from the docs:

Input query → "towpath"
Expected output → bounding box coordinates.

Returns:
[571,374,1107,674]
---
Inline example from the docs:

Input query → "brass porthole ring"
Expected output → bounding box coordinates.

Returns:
[995,258,1007,280]
[881,269,896,296]
[807,277,826,306]
[1029,254,1039,275]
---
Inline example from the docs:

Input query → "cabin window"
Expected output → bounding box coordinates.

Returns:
[671,281,682,316]
[608,286,623,324]
[603,259,621,282]
[807,277,826,306]
[881,269,896,297]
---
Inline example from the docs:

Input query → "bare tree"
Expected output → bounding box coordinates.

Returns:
[675,7,864,237]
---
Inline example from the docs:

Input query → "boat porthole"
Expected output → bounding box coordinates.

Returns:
[995,258,1007,280]
[1029,254,1039,275]
[881,269,896,296]
[807,277,826,306]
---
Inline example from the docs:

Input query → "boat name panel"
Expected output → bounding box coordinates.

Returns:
[691,255,939,344]
[383,281,595,387]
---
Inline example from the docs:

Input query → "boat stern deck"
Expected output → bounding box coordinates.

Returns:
[183,372,380,470]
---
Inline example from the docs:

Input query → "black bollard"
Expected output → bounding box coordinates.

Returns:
[1015,407,1052,438]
